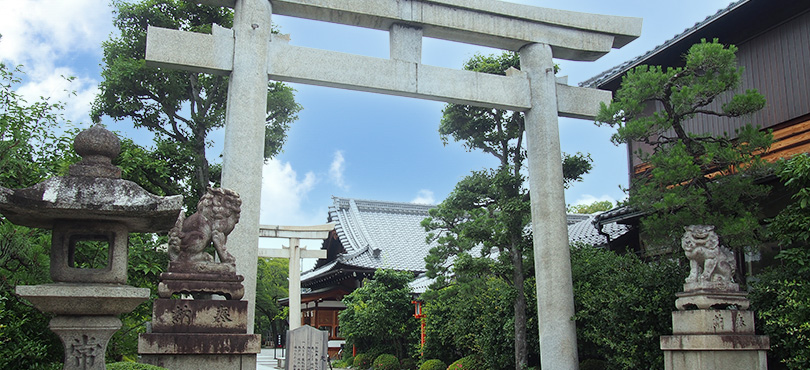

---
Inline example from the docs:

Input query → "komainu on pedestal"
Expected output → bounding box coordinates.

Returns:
[139,188,259,370]
[660,225,769,370]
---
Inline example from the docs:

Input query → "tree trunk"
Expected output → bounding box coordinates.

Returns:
[511,245,528,369]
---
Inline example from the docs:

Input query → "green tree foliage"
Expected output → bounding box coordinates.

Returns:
[749,153,810,369]
[92,0,301,209]
[567,200,615,214]
[255,257,288,342]
[107,233,170,361]
[338,269,418,359]
[1,61,76,188]
[421,263,539,370]
[595,39,771,249]
[0,59,71,369]
[423,51,591,370]
[570,245,686,369]
[0,223,62,370]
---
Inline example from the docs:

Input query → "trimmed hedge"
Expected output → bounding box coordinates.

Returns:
[353,353,373,369]
[446,356,485,370]
[373,354,400,370]
[419,359,447,370]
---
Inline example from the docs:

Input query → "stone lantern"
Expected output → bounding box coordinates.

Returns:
[0,124,183,370]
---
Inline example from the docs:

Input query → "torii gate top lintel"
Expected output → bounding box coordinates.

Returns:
[196,0,641,61]
[146,0,640,118]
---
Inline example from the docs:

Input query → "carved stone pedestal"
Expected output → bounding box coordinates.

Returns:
[139,299,260,370]
[158,269,245,300]
[661,291,769,370]
[50,316,122,370]
[16,284,150,370]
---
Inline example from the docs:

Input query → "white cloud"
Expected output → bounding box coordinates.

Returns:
[260,159,320,226]
[15,68,99,123]
[571,194,617,207]
[0,0,113,123]
[411,189,436,205]
[329,150,349,190]
[0,0,113,65]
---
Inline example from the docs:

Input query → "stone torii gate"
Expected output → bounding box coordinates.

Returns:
[145,1,641,368]
[257,224,333,331]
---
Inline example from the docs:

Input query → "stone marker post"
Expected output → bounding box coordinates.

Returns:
[259,224,333,330]
[284,325,329,370]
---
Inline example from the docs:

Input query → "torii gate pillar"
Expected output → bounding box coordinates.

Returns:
[220,0,272,334]
[522,43,579,369]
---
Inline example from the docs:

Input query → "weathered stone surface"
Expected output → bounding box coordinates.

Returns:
[389,23,422,63]
[0,124,182,233]
[663,349,768,370]
[151,299,248,333]
[168,187,241,273]
[682,225,737,291]
[522,42,579,370]
[660,334,769,351]
[50,316,122,370]
[138,333,261,354]
[16,284,149,315]
[50,220,129,284]
[69,124,122,179]
[675,290,750,310]
[0,176,183,232]
[158,272,245,300]
[269,0,642,60]
[285,325,329,370]
[671,310,755,335]
[662,233,769,370]
[4,124,183,370]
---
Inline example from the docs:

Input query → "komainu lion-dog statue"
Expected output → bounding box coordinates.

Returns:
[681,225,736,286]
[168,187,242,273]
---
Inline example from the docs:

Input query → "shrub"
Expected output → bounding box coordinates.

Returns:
[353,353,373,369]
[373,354,400,370]
[418,359,446,370]
[400,358,417,370]
[107,363,169,370]
[571,245,686,369]
[446,356,485,370]
[750,248,810,370]
[331,358,353,368]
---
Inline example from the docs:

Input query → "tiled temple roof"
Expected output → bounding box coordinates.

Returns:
[302,197,631,290]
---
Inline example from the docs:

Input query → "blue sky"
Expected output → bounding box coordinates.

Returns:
[1,0,735,252]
